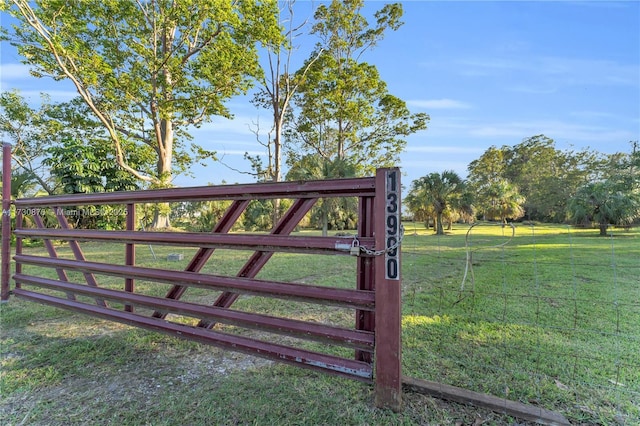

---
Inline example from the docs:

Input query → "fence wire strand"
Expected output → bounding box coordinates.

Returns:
[402,222,639,424]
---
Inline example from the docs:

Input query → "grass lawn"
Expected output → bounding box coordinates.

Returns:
[1,223,638,425]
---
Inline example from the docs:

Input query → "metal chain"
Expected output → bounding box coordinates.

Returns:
[353,224,405,256]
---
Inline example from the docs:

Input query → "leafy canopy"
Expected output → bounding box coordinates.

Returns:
[286,0,428,176]
[3,0,281,184]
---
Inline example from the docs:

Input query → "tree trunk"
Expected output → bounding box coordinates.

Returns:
[152,209,171,229]
[150,114,173,229]
[599,222,609,236]
[271,198,280,230]
[271,101,283,227]
[322,209,329,237]
[149,30,176,230]
[435,211,444,235]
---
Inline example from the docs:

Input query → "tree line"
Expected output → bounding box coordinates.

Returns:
[2,1,637,235]
[406,136,640,235]
[1,0,426,231]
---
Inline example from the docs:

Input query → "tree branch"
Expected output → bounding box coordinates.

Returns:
[12,0,154,183]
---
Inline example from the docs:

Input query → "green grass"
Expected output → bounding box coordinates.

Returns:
[401,223,639,425]
[1,223,638,425]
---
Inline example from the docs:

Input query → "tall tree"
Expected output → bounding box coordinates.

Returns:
[405,188,435,228]
[250,0,316,185]
[3,0,280,227]
[467,146,506,190]
[570,141,640,235]
[406,171,466,235]
[568,180,640,236]
[285,0,428,176]
[480,179,526,223]
[468,136,599,222]
[503,135,598,221]
[602,141,639,191]
[247,0,320,226]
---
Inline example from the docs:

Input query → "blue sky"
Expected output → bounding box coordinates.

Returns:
[1,1,639,190]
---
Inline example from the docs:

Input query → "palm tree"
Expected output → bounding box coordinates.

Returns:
[568,180,640,236]
[481,179,526,223]
[405,188,435,229]
[2,169,38,199]
[407,170,466,235]
[0,169,51,232]
[286,155,357,236]
[448,189,476,228]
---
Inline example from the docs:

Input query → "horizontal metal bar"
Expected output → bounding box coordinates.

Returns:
[14,177,375,207]
[14,274,374,350]
[14,255,375,310]
[13,288,373,381]
[14,229,375,256]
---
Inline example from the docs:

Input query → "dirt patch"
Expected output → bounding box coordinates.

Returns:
[0,342,272,425]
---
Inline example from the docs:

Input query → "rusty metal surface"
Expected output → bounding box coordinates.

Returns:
[13,288,374,381]
[373,168,403,410]
[47,210,108,306]
[153,199,251,319]
[14,210,22,279]
[356,196,375,363]
[205,198,318,325]
[1,144,11,301]
[14,254,375,310]
[15,274,374,350]
[14,177,375,207]
[125,203,135,312]
[15,228,375,255]
[32,213,76,301]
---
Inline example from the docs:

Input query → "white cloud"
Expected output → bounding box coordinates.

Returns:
[568,110,617,120]
[1,63,79,103]
[408,99,472,109]
[507,86,557,95]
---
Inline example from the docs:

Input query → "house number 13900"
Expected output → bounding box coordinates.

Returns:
[385,170,400,280]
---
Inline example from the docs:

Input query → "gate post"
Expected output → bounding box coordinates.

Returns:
[125,203,135,312]
[373,167,402,410]
[1,143,12,301]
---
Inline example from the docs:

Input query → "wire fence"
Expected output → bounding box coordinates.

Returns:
[401,222,639,425]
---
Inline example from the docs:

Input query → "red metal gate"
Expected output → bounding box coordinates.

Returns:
[1,144,402,409]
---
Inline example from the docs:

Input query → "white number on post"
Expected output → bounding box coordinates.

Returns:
[385,170,400,280]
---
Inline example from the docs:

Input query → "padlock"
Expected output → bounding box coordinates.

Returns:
[350,239,360,256]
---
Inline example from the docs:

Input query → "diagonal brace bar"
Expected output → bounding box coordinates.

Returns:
[152,199,250,318]
[199,197,317,328]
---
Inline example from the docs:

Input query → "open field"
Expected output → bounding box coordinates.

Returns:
[1,223,638,425]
